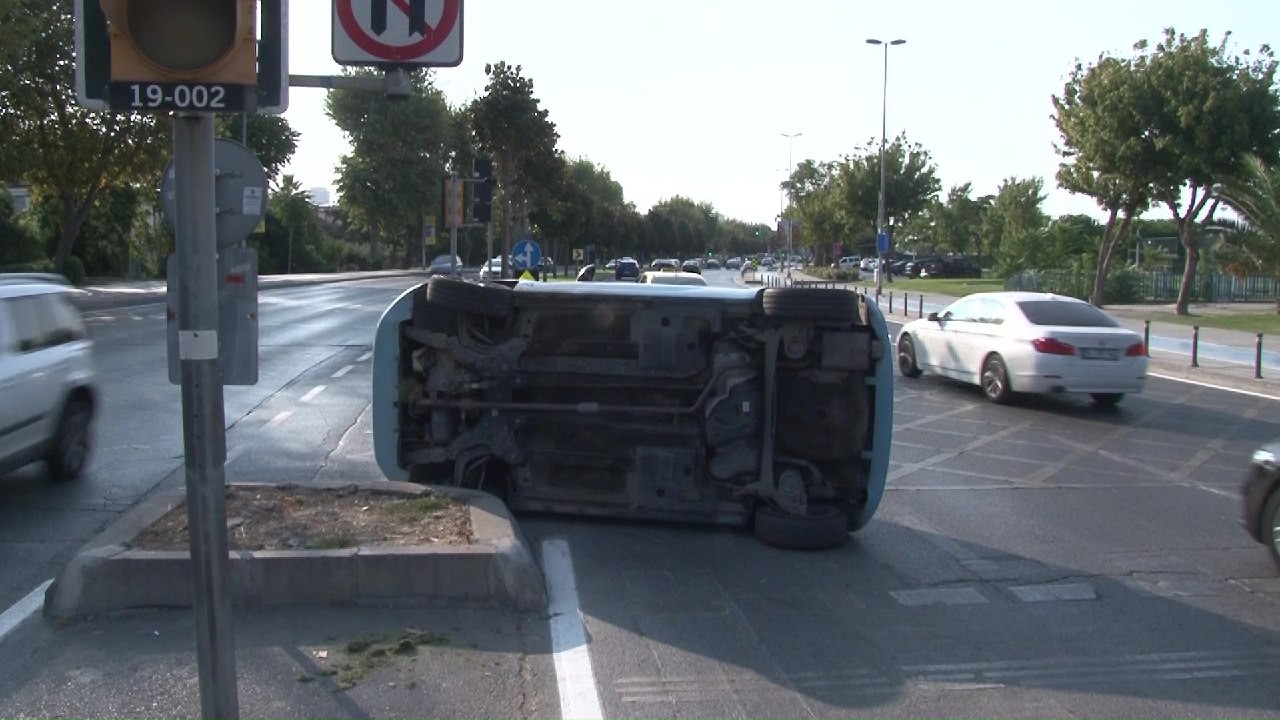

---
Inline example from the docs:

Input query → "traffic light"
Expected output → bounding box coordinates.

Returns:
[98,0,259,113]
[754,227,760,236]
[471,158,494,224]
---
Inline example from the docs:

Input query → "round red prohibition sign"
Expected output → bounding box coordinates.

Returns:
[337,0,460,62]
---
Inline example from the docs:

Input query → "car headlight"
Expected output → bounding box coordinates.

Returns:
[1251,448,1278,471]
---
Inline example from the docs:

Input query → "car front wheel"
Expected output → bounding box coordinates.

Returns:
[1263,489,1280,570]
[753,505,849,550]
[981,354,1013,404]
[897,335,922,378]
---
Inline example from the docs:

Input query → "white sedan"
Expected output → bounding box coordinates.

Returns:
[895,291,1147,405]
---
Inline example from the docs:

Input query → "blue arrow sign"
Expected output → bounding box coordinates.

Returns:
[511,238,543,270]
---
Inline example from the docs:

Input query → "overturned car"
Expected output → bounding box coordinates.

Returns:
[373,277,893,549]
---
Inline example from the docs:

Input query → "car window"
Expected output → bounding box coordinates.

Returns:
[975,298,1006,324]
[941,297,982,322]
[5,295,60,352]
[1016,300,1119,327]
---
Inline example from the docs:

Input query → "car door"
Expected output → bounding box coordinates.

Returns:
[0,295,60,465]
[952,298,1007,382]
[932,297,986,380]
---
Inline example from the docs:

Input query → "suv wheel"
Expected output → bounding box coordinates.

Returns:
[46,397,92,482]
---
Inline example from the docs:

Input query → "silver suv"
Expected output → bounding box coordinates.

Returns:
[0,274,96,481]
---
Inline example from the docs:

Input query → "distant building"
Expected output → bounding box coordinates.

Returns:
[307,187,331,206]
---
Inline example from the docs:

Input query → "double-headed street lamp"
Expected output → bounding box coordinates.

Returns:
[780,132,802,276]
[866,37,905,296]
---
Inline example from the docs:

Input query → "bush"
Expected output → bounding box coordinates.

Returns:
[63,256,86,285]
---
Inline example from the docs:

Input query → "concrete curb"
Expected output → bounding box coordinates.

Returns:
[43,481,547,620]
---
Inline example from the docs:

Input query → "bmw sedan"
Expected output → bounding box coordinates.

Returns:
[1243,442,1280,570]
[895,291,1147,405]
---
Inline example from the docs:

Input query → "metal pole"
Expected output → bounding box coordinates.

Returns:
[449,171,459,274]
[917,294,923,318]
[1256,333,1264,379]
[1143,320,1150,357]
[172,113,240,719]
[875,42,888,297]
[1191,325,1200,368]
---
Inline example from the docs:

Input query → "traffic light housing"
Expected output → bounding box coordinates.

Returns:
[471,158,494,224]
[98,0,259,112]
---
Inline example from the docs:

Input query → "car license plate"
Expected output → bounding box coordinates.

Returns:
[1081,347,1120,360]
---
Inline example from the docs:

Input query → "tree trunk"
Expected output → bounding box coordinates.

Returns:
[369,229,382,268]
[1089,209,1124,307]
[1175,237,1200,316]
[54,193,92,275]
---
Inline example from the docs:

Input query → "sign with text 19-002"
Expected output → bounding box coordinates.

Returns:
[333,0,463,66]
[511,238,542,271]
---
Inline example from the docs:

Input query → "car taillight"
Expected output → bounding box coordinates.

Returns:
[1125,341,1145,357]
[1032,337,1076,355]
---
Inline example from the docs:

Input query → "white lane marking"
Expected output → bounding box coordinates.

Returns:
[542,539,603,720]
[331,364,354,378]
[357,351,373,362]
[0,579,52,645]
[299,385,326,403]
[264,410,294,430]
[1148,372,1280,401]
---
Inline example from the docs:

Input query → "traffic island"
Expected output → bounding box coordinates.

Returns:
[43,481,547,620]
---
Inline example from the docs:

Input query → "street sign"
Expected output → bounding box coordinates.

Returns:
[160,139,269,247]
[332,0,463,66]
[573,248,584,262]
[876,231,889,255]
[511,238,542,270]
[74,0,290,114]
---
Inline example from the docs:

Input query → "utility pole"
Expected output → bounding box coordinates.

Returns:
[867,37,906,297]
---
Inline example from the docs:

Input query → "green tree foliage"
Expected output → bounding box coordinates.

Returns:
[982,177,1049,277]
[468,62,560,264]
[910,183,992,261]
[783,160,847,264]
[215,115,299,182]
[0,190,40,266]
[835,134,941,256]
[645,197,719,259]
[1057,28,1280,312]
[1216,155,1280,275]
[327,68,454,267]
[0,0,168,274]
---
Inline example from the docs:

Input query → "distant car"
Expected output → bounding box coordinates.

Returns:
[615,258,641,281]
[920,256,983,279]
[903,257,938,278]
[895,291,1147,405]
[604,259,618,270]
[639,270,708,286]
[833,256,861,270]
[0,274,96,482]
[704,259,721,270]
[479,257,505,280]
[1243,442,1280,570]
[681,260,702,274]
[725,257,743,270]
[427,254,464,276]
[651,258,679,270]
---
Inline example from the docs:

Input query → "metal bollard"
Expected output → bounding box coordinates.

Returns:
[1143,320,1150,357]
[903,292,908,315]
[888,291,894,314]
[918,295,924,318]
[1191,325,1200,368]
[1257,333,1264,380]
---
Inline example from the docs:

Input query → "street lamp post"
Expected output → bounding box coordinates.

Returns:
[780,131,802,277]
[867,37,905,297]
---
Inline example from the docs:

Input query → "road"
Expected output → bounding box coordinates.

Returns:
[2,270,1279,717]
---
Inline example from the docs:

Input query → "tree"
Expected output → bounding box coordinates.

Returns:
[327,68,454,266]
[215,115,299,182]
[468,62,560,267]
[0,0,168,273]
[270,175,314,273]
[1216,154,1280,274]
[1057,28,1280,312]
[982,177,1049,278]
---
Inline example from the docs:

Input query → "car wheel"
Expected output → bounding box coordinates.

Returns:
[753,504,849,550]
[426,276,513,319]
[897,334,922,378]
[981,354,1013,404]
[1091,393,1124,407]
[45,397,92,483]
[761,288,859,323]
[1263,490,1280,570]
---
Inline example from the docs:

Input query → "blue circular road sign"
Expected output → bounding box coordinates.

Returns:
[512,238,543,270]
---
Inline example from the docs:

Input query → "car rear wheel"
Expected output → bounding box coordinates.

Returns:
[897,335,922,378]
[1091,393,1124,407]
[981,354,1013,404]
[762,288,859,323]
[45,397,92,483]
[426,276,513,318]
[1263,489,1280,570]
[753,504,849,550]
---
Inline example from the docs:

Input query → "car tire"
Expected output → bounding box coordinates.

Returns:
[426,276,513,319]
[1263,489,1280,571]
[45,397,92,483]
[1091,393,1124,407]
[753,504,849,550]
[762,288,859,323]
[981,354,1013,404]
[897,334,923,378]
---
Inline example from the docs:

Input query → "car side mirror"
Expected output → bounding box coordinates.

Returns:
[927,312,940,322]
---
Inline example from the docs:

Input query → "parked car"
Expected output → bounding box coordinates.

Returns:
[725,257,743,270]
[427,254,464,276]
[639,270,707,286]
[1243,442,1280,569]
[903,256,939,278]
[920,256,983,279]
[651,258,679,270]
[704,259,721,270]
[614,258,641,281]
[373,276,896,549]
[0,274,96,482]
[479,256,505,280]
[833,256,861,270]
[681,260,703,274]
[604,259,618,270]
[895,291,1147,405]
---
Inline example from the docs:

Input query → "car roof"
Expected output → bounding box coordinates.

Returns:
[958,291,1086,304]
[0,273,75,299]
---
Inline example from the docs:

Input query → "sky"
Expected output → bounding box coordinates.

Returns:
[280,0,1276,226]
